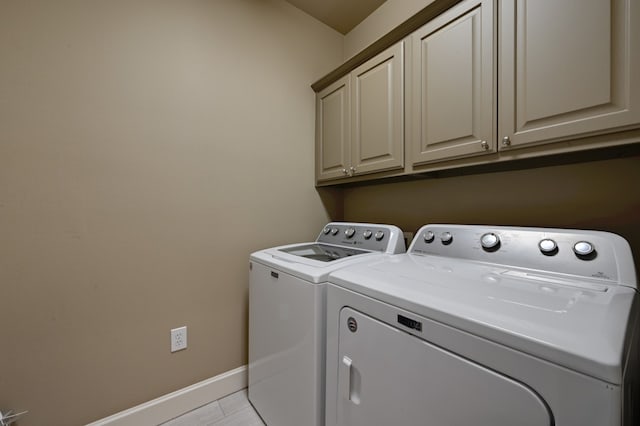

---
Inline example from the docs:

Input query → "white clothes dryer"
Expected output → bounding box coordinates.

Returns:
[248,222,405,426]
[325,224,639,426]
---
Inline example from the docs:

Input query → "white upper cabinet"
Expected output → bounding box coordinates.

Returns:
[316,42,404,183]
[410,0,495,166]
[498,0,640,150]
[314,0,640,185]
[316,76,351,181]
[351,42,404,176]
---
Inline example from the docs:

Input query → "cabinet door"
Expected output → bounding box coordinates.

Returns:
[499,0,640,150]
[411,0,495,166]
[351,42,404,176]
[316,76,351,182]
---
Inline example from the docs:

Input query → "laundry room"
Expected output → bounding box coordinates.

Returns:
[1,1,638,426]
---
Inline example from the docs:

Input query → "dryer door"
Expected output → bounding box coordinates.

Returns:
[336,307,552,426]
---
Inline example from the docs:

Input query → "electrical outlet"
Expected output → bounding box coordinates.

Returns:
[171,326,187,352]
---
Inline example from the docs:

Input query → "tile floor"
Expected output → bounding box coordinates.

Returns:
[161,389,265,426]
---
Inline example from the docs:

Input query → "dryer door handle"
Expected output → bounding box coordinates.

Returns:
[340,355,360,405]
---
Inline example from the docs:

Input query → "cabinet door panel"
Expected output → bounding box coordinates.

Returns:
[411,0,495,166]
[351,42,404,176]
[316,76,350,181]
[499,0,640,149]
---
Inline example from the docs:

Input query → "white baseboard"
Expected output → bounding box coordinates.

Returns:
[86,365,247,426]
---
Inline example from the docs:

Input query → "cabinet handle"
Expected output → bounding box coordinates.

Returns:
[349,166,356,176]
[502,136,512,147]
[481,140,489,150]
[342,168,348,175]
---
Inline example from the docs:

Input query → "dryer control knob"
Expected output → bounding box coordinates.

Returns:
[423,231,435,243]
[345,228,356,238]
[374,230,385,241]
[363,230,373,240]
[323,226,331,235]
[480,233,500,251]
[441,232,453,245]
[574,241,596,259]
[330,228,339,236]
[538,239,558,255]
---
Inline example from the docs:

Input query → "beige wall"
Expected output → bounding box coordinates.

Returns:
[0,1,343,425]
[344,0,434,60]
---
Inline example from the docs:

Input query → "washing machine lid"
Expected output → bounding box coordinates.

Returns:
[251,244,387,283]
[250,223,406,283]
[330,255,636,384]
[278,243,370,262]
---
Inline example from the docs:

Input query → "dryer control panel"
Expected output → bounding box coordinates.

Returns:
[410,224,636,288]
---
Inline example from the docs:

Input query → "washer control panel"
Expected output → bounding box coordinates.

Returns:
[317,222,405,253]
[410,224,636,285]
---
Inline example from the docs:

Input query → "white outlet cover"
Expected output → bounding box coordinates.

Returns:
[171,326,187,352]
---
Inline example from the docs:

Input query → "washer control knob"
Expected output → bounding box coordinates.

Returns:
[441,232,453,245]
[345,228,356,238]
[330,228,339,236]
[374,230,385,241]
[538,239,558,255]
[363,230,373,240]
[574,241,596,259]
[323,226,331,235]
[480,233,500,251]
[423,231,435,243]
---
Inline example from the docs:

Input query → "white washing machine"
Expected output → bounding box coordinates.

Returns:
[325,224,639,426]
[248,222,405,426]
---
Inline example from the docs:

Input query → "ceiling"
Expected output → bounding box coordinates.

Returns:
[286,0,387,34]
